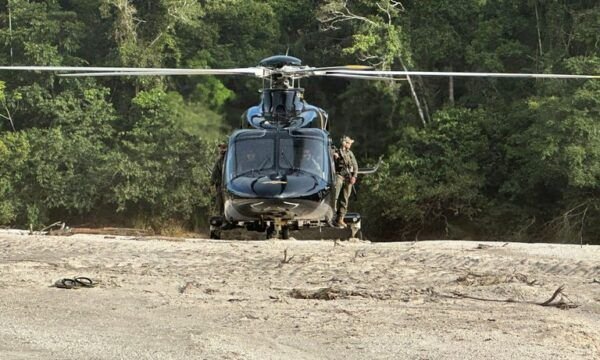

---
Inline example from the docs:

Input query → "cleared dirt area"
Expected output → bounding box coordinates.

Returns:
[0,232,599,359]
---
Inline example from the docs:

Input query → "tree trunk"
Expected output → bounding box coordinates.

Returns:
[399,58,427,127]
[449,75,454,107]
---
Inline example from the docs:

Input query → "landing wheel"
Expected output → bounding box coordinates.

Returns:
[280,226,290,240]
[210,230,221,239]
[266,224,276,239]
[266,225,289,239]
[349,218,362,240]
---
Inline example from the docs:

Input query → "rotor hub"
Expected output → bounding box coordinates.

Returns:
[259,55,302,69]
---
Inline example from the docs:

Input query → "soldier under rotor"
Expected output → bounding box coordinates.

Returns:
[211,143,228,214]
[333,136,358,228]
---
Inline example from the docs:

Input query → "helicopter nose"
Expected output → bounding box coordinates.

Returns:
[227,174,326,199]
[249,200,300,215]
[253,177,289,197]
[269,173,285,181]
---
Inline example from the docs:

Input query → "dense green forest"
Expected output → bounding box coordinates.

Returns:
[0,0,598,242]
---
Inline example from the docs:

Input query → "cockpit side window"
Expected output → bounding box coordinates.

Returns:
[227,137,274,180]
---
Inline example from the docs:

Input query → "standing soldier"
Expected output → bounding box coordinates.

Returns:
[333,136,358,228]
[211,143,228,215]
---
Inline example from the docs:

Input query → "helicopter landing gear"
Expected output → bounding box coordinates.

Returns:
[344,213,362,240]
[281,226,290,240]
[266,224,276,239]
[267,227,290,239]
[266,219,291,239]
[209,216,223,239]
[349,222,361,239]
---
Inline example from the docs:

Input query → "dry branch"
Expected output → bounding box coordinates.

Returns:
[455,272,538,286]
[441,285,579,309]
[353,249,367,261]
[71,227,153,236]
[289,286,390,300]
[278,249,295,266]
[179,281,195,294]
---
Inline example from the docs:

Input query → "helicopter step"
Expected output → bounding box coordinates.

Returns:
[291,213,362,241]
[208,213,362,240]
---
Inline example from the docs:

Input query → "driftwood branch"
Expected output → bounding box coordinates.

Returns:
[440,285,579,309]
[538,285,566,306]
[289,286,391,300]
[278,248,295,266]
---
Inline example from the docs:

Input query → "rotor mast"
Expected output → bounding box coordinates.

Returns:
[257,56,307,126]
[259,55,303,90]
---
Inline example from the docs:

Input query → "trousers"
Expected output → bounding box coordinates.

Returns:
[334,175,353,219]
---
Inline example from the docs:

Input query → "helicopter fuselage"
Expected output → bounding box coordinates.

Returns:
[221,126,335,228]
[209,55,356,238]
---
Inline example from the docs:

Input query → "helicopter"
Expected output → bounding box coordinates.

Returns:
[0,56,597,240]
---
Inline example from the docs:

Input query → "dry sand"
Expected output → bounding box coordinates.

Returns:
[0,232,599,359]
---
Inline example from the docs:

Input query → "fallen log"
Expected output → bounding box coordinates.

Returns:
[71,227,154,236]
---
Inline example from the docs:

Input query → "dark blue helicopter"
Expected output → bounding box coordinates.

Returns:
[216,56,369,239]
[2,56,596,239]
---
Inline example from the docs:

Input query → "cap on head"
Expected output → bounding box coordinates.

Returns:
[341,136,354,145]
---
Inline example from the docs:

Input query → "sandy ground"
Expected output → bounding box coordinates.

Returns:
[0,232,599,360]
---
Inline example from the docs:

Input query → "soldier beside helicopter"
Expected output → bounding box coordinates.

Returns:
[333,136,358,228]
[211,143,228,215]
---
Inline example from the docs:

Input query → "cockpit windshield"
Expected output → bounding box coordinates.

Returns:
[278,136,326,178]
[226,130,329,181]
[227,133,274,177]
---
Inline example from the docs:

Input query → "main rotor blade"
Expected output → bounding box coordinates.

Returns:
[0,65,263,76]
[320,73,407,81]
[58,69,263,77]
[4,65,595,79]
[284,65,373,75]
[326,69,600,79]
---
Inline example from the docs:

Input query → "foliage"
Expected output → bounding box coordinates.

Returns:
[0,1,598,243]
[111,88,214,227]
[358,108,489,239]
[0,131,29,224]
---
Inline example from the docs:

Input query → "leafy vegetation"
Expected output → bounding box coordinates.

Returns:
[0,0,598,242]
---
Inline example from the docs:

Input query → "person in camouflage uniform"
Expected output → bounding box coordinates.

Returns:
[211,143,228,215]
[333,136,358,228]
